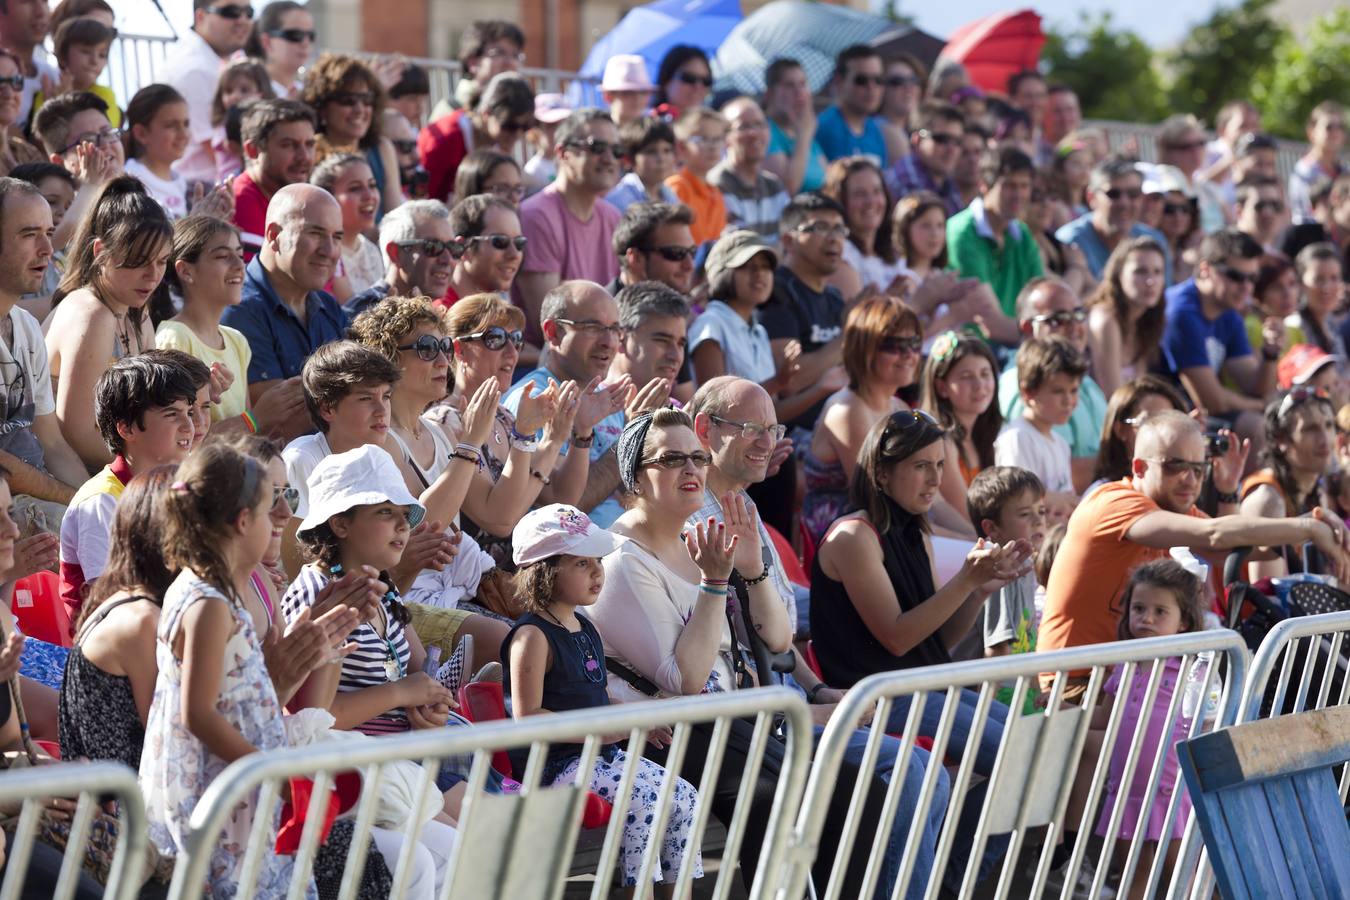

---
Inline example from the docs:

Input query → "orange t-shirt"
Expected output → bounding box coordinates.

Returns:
[1040,478,1209,654]
[665,168,727,244]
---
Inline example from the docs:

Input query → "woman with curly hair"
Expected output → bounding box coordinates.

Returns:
[302,53,401,220]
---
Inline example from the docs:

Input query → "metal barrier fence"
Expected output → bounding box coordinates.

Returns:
[0,761,147,900]
[780,631,1250,900]
[1239,609,1350,730]
[165,687,811,900]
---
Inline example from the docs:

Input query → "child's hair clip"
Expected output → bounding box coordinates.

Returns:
[171,481,191,493]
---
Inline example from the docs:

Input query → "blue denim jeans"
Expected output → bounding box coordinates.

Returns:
[884,687,1012,892]
[819,724,950,900]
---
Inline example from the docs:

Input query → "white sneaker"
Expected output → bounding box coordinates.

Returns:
[1042,856,1117,900]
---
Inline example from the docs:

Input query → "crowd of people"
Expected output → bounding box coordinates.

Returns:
[0,1,1348,897]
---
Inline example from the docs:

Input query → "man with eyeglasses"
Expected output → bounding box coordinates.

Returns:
[608,201,696,297]
[1160,229,1279,452]
[420,72,534,204]
[162,0,254,185]
[31,91,122,250]
[223,184,347,410]
[515,109,623,345]
[1235,177,1288,254]
[947,146,1044,319]
[998,277,1108,494]
[0,0,56,125]
[815,45,889,167]
[1055,156,1171,281]
[232,99,317,258]
[709,97,790,243]
[1041,409,1350,672]
[439,20,525,116]
[883,101,966,216]
[1289,101,1345,225]
[1158,113,1230,235]
[344,199,453,317]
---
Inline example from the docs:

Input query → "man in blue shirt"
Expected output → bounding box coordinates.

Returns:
[1160,229,1278,449]
[884,101,965,214]
[815,45,889,167]
[1055,157,1171,281]
[223,184,349,404]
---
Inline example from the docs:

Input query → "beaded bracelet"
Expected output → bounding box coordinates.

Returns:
[743,566,771,586]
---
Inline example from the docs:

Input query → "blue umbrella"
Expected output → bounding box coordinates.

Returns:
[713,0,900,96]
[567,0,743,108]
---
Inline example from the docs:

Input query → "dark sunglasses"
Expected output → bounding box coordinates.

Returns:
[1104,187,1143,201]
[273,484,300,514]
[0,75,21,92]
[460,326,524,351]
[1254,199,1285,214]
[851,74,884,87]
[878,335,923,355]
[267,28,315,43]
[398,334,454,362]
[676,72,713,88]
[497,117,535,135]
[391,138,417,154]
[1031,308,1088,328]
[917,129,961,147]
[332,91,375,108]
[1162,202,1192,216]
[642,244,697,262]
[1169,140,1207,151]
[1147,457,1208,479]
[468,233,527,252]
[397,238,455,258]
[1215,263,1257,286]
[640,450,712,470]
[565,138,619,159]
[207,3,253,18]
[887,74,921,88]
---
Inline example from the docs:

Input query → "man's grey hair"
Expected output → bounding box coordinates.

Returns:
[379,199,450,250]
[1089,155,1144,195]
[615,280,689,331]
[539,279,602,324]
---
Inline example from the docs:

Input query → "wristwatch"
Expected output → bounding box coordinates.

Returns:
[807,683,829,703]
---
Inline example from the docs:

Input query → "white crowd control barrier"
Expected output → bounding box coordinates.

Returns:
[1239,610,1350,725]
[0,761,147,900]
[167,687,811,900]
[781,631,1249,900]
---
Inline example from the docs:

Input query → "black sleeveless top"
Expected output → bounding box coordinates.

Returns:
[502,611,615,774]
[809,499,952,688]
[57,596,150,771]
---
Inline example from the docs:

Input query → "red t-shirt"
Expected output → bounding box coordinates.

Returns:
[232,170,270,259]
[418,109,471,203]
[433,285,460,310]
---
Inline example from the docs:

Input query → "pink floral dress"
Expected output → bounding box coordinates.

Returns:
[138,570,314,899]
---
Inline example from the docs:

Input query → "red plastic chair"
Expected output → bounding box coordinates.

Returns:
[806,642,940,757]
[35,740,60,759]
[765,523,808,589]
[12,571,70,648]
[457,682,611,829]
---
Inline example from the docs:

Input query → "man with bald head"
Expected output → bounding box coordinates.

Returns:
[1041,409,1350,687]
[223,183,348,401]
[998,276,1107,491]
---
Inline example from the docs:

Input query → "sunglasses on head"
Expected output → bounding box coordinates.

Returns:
[886,408,940,431]
[1030,308,1088,328]
[207,3,253,19]
[468,233,527,253]
[1215,262,1257,286]
[878,335,923,355]
[640,450,712,470]
[267,28,315,43]
[398,334,454,362]
[642,244,697,262]
[273,484,300,515]
[333,91,375,108]
[676,72,713,88]
[918,129,960,147]
[1278,385,1332,419]
[460,325,524,351]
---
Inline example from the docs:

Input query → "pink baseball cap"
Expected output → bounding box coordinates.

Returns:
[512,504,625,567]
[601,54,655,93]
[1277,343,1336,391]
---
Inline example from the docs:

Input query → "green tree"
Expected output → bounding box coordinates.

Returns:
[1042,12,1166,124]
[1164,0,1285,125]
[1251,9,1350,140]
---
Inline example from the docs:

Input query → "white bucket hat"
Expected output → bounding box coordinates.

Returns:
[297,445,425,537]
[601,54,655,93]
[512,504,625,567]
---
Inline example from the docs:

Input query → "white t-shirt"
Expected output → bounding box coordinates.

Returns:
[283,431,333,519]
[158,29,224,184]
[1,306,56,420]
[841,240,913,292]
[125,158,190,219]
[19,49,59,127]
[993,416,1073,494]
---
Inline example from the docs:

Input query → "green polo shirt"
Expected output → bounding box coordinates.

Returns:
[946,197,1045,318]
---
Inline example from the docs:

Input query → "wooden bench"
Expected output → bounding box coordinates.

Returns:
[1177,704,1350,899]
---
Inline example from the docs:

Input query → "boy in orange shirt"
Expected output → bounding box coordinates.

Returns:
[666,107,728,244]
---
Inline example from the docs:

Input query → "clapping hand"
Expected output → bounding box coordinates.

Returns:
[720,491,764,578]
[311,565,385,623]
[6,533,58,580]
[460,376,500,446]
[542,379,582,444]
[684,516,738,582]
[624,376,672,419]
[962,537,1034,594]
[191,181,236,220]
[207,362,234,406]
[514,379,559,436]
[0,629,24,682]
[766,437,793,478]
[574,377,626,434]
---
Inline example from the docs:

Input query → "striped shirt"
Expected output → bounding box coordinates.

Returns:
[708,162,789,243]
[281,564,412,735]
